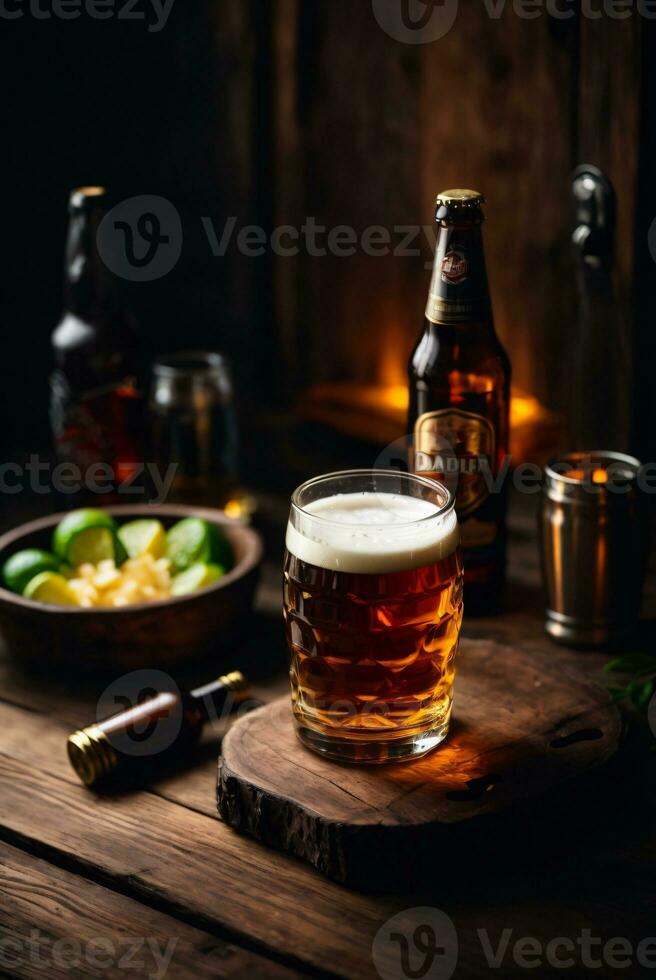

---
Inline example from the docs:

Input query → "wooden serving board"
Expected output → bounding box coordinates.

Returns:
[217,638,622,888]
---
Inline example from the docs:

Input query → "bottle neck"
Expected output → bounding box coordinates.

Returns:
[64,207,117,319]
[189,671,250,722]
[425,221,492,328]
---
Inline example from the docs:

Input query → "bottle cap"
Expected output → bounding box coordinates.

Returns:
[435,189,486,223]
[67,724,119,787]
[69,186,108,213]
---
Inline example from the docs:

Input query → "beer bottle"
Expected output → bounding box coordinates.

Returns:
[50,187,144,501]
[67,671,250,788]
[408,190,510,611]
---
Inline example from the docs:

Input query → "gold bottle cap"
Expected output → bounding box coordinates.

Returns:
[67,725,119,787]
[436,189,486,208]
[218,670,249,693]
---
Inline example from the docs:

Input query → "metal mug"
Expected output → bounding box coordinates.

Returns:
[540,451,649,647]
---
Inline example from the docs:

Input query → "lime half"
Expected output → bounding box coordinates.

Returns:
[24,571,80,606]
[171,562,224,596]
[2,549,61,594]
[166,518,233,573]
[118,519,166,559]
[53,510,126,567]
[68,527,127,567]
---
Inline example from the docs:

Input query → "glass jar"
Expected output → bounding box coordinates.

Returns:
[149,351,239,508]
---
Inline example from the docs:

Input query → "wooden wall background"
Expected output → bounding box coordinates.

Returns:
[261,0,648,452]
[0,1,650,457]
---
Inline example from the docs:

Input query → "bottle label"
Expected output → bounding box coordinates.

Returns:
[413,408,495,519]
[425,229,490,325]
[440,247,468,285]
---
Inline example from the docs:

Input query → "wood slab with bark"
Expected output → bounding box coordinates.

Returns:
[218,638,622,887]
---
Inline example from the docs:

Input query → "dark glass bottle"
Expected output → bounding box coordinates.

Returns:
[50,187,144,501]
[67,671,249,787]
[408,190,511,612]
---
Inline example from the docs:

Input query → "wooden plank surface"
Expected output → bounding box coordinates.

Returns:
[0,493,654,978]
[0,698,400,980]
[0,842,300,980]
[1,692,655,980]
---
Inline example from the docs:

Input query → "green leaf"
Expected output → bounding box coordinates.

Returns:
[627,679,655,710]
[637,679,655,709]
[604,653,656,675]
[608,685,629,702]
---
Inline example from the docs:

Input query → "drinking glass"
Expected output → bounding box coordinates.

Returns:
[149,351,238,508]
[283,469,463,763]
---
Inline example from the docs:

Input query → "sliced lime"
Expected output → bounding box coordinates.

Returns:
[118,519,166,559]
[2,549,61,594]
[66,527,127,568]
[170,562,224,596]
[53,510,118,561]
[166,518,233,573]
[23,571,80,606]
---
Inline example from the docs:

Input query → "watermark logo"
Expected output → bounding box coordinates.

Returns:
[0,455,177,503]
[374,439,656,499]
[97,195,182,282]
[373,910,656,976]
[96,669,183,758]
[372,907,458,980]
[0,0,176,32]
[372,0,656,42]
[372,0,459,44]
[0,930,177,979]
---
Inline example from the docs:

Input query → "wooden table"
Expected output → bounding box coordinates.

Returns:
[0,491,655,979]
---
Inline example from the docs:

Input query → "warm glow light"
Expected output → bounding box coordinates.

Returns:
[510,393,543,428]
[563,468,609,485]
[223,495,257,522]
[302,382,564,464]
[344,384,545,432]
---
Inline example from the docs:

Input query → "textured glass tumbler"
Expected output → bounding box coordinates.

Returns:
[283,470,463,764]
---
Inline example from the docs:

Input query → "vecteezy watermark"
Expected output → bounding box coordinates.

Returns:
[202,216,437,264]
[0,0,175,31]
[97,195,183,282]
[97,197,440,282]
[372,908,656,977]
[372,907,458,980]
[0,456,177,502]
[0,930,177,979]
[96,669,184,757]
[375,437,656,498]
[95,669,259,759]
[372,0,458,44]
[478,928,656,971]
[371,0,656,46]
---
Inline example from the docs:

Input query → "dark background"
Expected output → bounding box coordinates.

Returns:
[0,0,267,456]
[0,0,655,466]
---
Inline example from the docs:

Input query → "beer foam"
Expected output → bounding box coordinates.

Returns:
[286,491,459,574]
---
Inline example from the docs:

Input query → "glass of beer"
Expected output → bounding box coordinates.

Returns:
[284,470,463,763]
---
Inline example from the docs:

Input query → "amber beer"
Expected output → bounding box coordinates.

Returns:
[409,190,510,611]
[283,471,463,764]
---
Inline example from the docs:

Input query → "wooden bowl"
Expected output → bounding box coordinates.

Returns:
[0,505,263,672]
